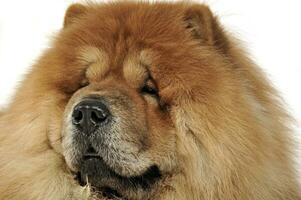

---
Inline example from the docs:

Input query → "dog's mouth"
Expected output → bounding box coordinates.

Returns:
[74,148,161,199]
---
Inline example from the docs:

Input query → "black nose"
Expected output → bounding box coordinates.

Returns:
[72,98,110,134]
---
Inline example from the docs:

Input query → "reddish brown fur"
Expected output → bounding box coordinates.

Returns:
[0,1,300,200]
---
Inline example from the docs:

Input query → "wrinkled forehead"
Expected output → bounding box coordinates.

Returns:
[77,46,155,88]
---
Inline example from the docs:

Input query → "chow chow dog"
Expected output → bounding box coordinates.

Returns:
[0,1,300,200]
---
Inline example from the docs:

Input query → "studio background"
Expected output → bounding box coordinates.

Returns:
[0,0,300,180]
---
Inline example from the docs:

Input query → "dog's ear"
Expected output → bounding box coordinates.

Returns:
[184,5,229,52]
[64,3,87,27]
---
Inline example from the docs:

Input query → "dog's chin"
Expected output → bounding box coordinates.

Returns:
[74,157,161,199]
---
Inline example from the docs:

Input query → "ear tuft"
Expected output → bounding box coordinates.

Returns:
[64,3,87,27]
[184,5,229,52]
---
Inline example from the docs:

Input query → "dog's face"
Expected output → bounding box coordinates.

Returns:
[61,48,176,198]
[44,2,231,199]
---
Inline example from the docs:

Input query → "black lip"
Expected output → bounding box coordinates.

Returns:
[75,157,161,197]
[83,153,100,160]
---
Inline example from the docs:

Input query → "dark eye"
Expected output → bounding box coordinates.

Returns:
[141,79,158,96]
[79,79,89,89]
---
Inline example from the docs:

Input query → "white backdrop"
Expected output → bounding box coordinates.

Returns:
[0,0,300,177]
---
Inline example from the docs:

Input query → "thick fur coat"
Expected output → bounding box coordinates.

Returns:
[0,1,300,200]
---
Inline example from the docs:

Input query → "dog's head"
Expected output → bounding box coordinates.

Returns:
[42,2,251,199]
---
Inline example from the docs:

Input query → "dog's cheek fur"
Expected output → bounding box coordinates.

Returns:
[152,4,300,199]
[0,96,91,199]
[170,49,300,199]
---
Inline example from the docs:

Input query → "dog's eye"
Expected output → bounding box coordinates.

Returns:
[141,79,158,96]
[79,79,89,89]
